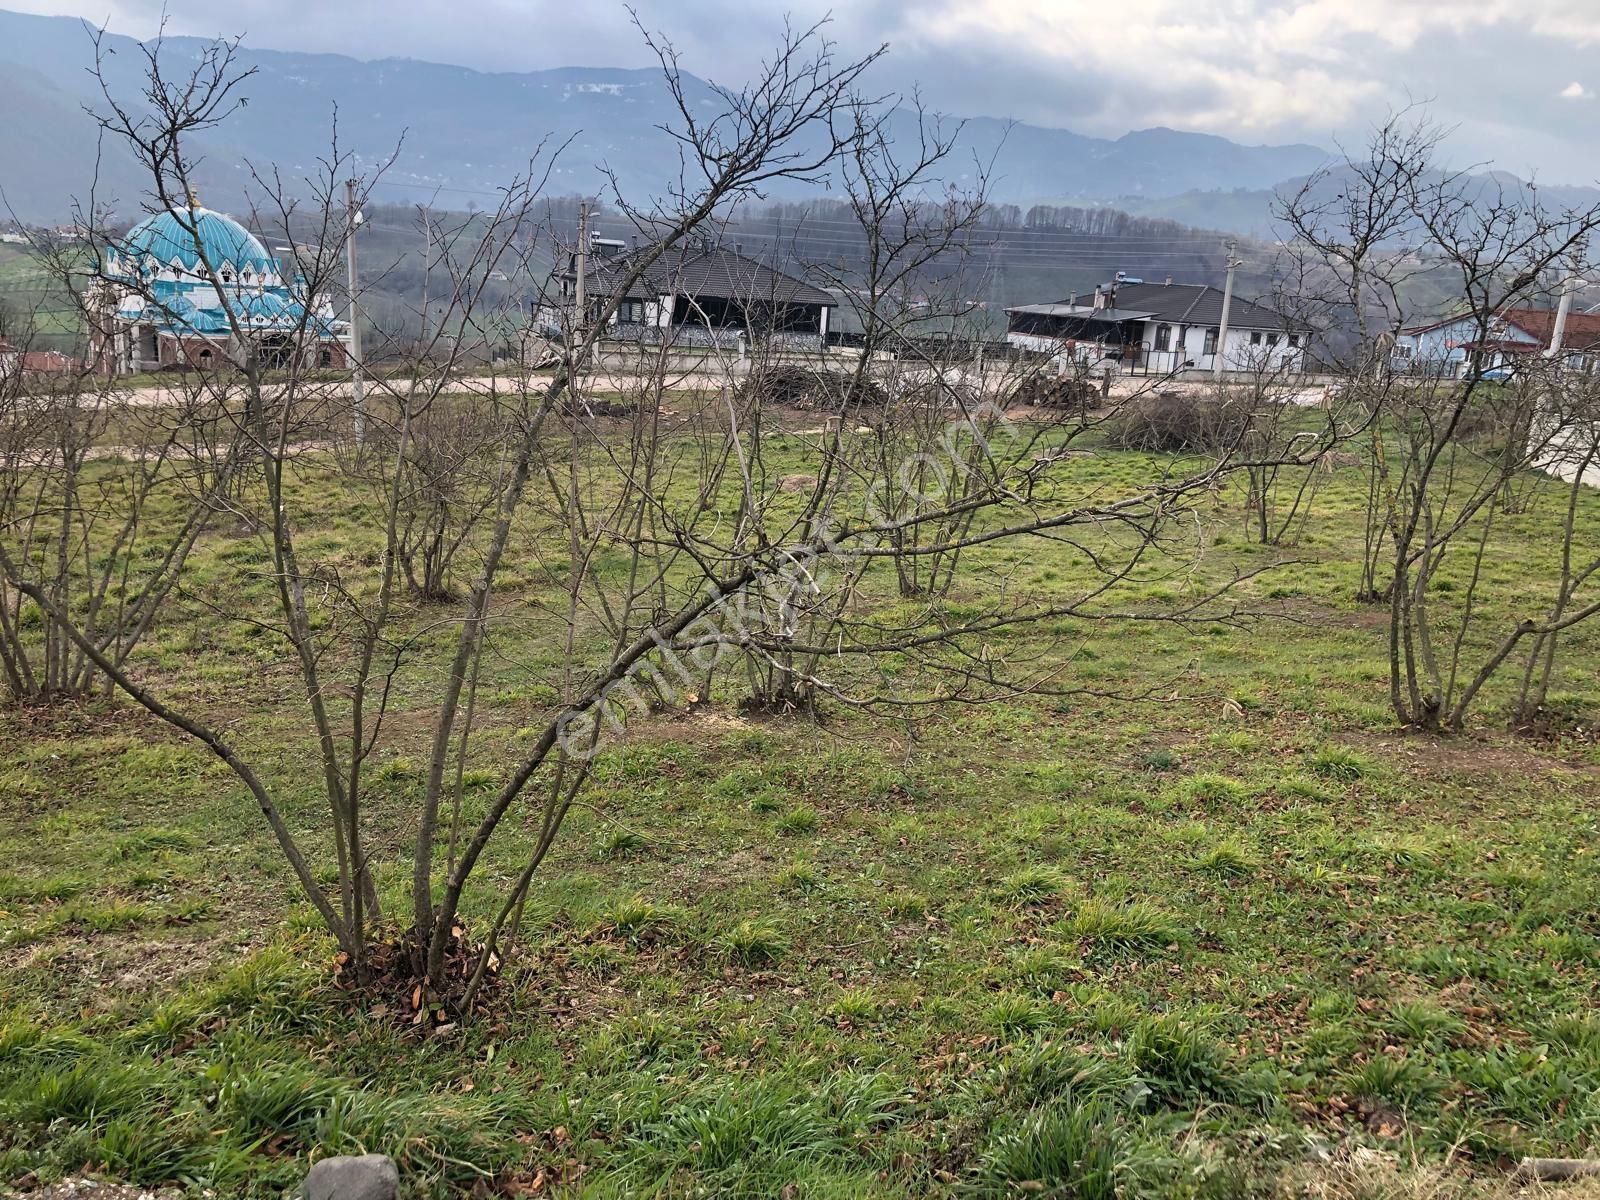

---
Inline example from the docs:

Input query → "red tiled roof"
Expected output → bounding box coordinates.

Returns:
[1403,306,1600,349]
[1501,307,1600,350]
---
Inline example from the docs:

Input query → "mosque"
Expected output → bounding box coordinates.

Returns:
[90,198,350,375]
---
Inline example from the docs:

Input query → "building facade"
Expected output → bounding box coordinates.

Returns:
[1006,276,1307,374]
[1394,309,1600,377]
[90,203,349,376]
[541,235,836,351]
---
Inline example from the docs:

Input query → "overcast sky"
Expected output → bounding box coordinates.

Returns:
[11,0,1600,183]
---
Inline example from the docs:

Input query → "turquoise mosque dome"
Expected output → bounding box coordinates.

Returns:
[118,204,277,276]
[92,194,349,373]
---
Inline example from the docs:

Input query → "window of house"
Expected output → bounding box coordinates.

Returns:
[1153,324,1171,352]
[319,347,333,367]
[1250,331,1262,345]
[618,299,645,324]
[1203,328,1218,356]
[1288,334,1300,349]
[1266,333,1280,347]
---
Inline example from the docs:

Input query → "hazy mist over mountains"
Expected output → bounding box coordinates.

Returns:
[4,6,1598,240]
[0,7,1336,227]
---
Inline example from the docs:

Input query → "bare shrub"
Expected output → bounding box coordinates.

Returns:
[739,364,886,411]
[1280,111,1600,731]
[1015,374,1096,410]
[1107,391,1257,453]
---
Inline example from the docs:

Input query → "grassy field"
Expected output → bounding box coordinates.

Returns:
[1,410,1598,1199]
[0,244,84,347]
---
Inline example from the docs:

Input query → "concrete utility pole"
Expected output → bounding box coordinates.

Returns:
[574,200,589,337]
[1213,240,1242,380]
[344,178,366,446]
[1546,269,1580,358]
[418,206,431,350]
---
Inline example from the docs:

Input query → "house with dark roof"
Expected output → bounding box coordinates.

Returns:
[545,234,837,350]
[1395,307,1600,377]
[1006,275,1307,374]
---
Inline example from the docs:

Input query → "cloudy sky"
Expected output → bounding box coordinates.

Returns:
[10,0,1600,182]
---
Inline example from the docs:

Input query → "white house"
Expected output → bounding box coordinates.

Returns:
[1394,308,1600,378]
[1006,275,1308,374]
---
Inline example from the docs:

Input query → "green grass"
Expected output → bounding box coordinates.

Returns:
[597,828,653,860]
[2,425,1598,1198]
[601,894,676,942]
[1307,744,1375,781]
[1190,840,1256,879]
[1066,899,1186,952]
[774,805,819,835]
[993,864,1070,906]
[710,917,788,966]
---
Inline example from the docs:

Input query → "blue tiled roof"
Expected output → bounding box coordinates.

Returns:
[105,208,345,343]
[127,289,341,338]
[118,206,277,275]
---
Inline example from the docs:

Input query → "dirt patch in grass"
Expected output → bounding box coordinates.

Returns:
[1348,727,1600,781]
[1283,1152,1600,1200]
[0,929,240,1010]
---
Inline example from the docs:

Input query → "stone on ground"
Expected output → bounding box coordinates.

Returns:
[301,1154,400,1200]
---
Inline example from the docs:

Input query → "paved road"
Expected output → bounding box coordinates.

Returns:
[1535,424,1600,488]
[82,365,1346,408]
[90,369,756,408]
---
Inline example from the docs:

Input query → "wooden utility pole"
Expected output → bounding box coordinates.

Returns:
[1213,240,1241,380]
[345,178,366,446]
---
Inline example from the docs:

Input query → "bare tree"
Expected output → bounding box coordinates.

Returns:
[0,240,234,705]
[2,20,902,993]
[1274,112,1446,600]
[1282,115,1600,730]
[342,202,542,603]
[1220,366,1330,548]
[1512,379,1600,728]
[817,94,998,603]
[4,23,1373,1017]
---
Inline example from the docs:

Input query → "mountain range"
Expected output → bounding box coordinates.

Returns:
[0,7,1338,228]
[3,8,1598,241]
